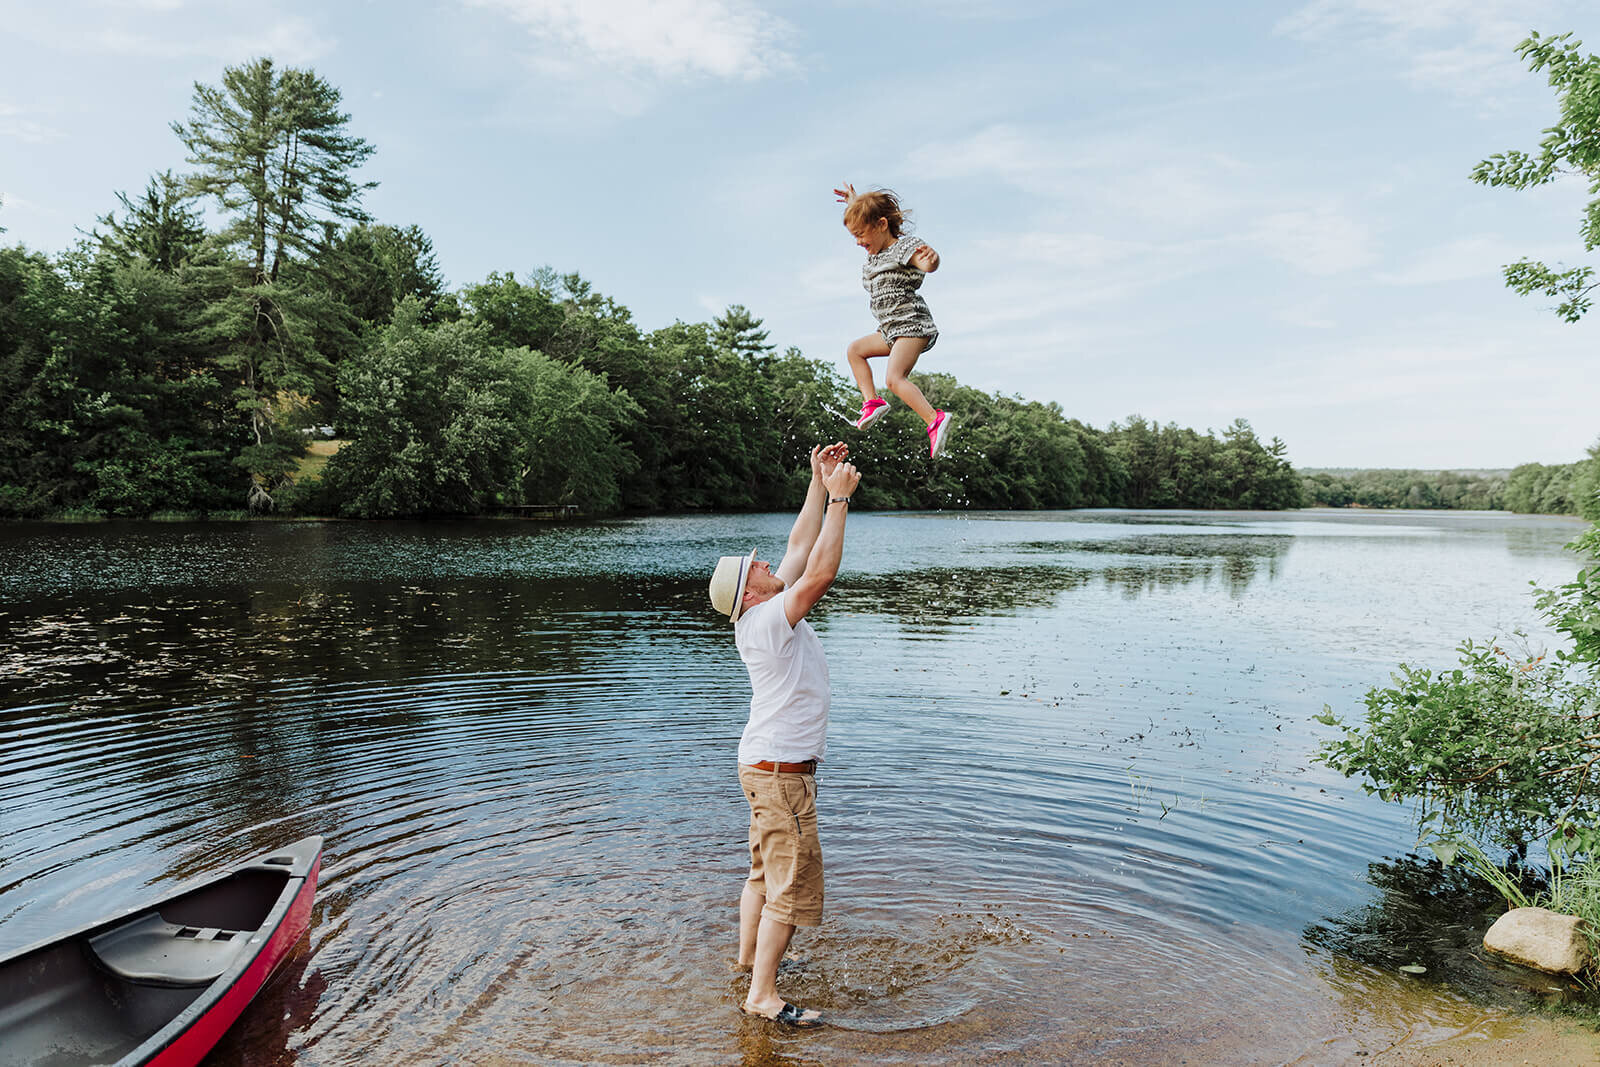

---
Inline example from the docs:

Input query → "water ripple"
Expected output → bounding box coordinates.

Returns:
[0,511,1590,1063]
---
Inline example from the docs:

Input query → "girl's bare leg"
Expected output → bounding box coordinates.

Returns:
[846,333,891,402]
[885,336,936,425]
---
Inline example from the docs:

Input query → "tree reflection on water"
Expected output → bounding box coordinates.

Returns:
[840,533,1294,622]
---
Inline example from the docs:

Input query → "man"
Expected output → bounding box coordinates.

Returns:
[707,441,859,1028]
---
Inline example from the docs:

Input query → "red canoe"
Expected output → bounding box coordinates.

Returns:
[0,835,323,1067]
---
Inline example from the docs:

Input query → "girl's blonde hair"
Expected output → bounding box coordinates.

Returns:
[843,188,907,238]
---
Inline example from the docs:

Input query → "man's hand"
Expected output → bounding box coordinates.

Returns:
[824,461,860,500]
[833,182,857,205]
[911,243,940,273]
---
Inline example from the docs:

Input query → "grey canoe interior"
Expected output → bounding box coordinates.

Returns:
[0,838,319,1067]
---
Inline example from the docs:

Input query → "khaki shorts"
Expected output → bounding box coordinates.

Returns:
[739,764,823,927]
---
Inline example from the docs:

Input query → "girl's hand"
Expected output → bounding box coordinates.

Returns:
[820,441,847,478]
[911,243,940,273]
[812,442,848,480]
[833,183,856,204]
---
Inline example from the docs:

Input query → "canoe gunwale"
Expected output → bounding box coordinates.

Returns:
[0,835,323,1067]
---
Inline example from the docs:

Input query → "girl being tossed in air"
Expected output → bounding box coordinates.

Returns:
[834,182,954,458]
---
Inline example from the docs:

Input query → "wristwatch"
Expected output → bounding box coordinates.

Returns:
[828,496,850,505]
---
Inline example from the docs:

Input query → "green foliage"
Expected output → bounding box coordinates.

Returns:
[1505,461,1585,516]
[324,300,639,516]
[315,223,450,329]
[326,303,529,516]
[460,270,566,352]
[0,242,244,517]
[712,304,773,361]
[181,250,338,510]
[1539,855,1600,961]
[1503,259,1595,323]
[94,171,207,272]
[513,351,641,512]
[0,244,72,516]
[173,57,375,283]
[1537,524,1600,669]
[1103,415,1300,510]
[1573,441,1600,521]
[1472,31,1600,320]
[1302,468,1508,510]
[843,375,1124,511]
[165,58,377,505]
[1316,523,1600,864]
[1317,639,1600,853]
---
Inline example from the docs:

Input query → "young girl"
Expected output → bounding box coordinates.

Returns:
[833,182,953,458]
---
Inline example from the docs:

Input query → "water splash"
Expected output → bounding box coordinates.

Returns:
[821,402,860,427]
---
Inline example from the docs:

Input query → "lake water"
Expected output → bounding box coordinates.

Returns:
[0,508,1592,1064]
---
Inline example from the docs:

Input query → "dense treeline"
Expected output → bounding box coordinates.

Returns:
[1301,452,1600,519]
[1301,469,1509,510]
[1503,456,1600,519]
[0,58,1306,520]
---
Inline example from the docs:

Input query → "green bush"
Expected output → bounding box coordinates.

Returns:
[1316,522,1600,860]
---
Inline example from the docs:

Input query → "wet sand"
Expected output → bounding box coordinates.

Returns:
[1381,1017,1600,1067]
[705,1001,1600,1067]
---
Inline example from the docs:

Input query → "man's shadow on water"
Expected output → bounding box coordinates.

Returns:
[1301,853,1591,1012]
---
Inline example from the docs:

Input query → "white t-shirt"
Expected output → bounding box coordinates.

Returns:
[735,589,830,765]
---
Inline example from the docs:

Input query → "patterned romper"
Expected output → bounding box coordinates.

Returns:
[863,233,938,351]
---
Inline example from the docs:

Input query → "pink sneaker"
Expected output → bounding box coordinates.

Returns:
[855,397,890,429]
[928,410,953,457]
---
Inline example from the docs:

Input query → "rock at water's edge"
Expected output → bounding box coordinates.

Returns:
[1483,907,1590,975]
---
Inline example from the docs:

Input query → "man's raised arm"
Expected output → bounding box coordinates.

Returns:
[776,442,847,587]
[784,461,860,627]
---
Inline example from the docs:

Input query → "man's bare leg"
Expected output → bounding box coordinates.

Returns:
[743,915,820,1023]
[737,883,763,969]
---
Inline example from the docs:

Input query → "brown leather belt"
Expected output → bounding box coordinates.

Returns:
[746,760,816,774]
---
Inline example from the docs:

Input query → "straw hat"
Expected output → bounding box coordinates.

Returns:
[708,548,757,622]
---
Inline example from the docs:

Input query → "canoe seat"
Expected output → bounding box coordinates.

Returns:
[88,913,249,987]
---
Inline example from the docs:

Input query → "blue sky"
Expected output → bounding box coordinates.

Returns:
[2,0,1595,469]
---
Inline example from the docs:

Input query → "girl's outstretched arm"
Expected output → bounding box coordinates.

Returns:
[911,243,940,273]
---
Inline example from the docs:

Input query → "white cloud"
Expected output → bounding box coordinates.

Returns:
[1249,208,1377,276]
[979,232,1153,270]
[0,4,333,64]
[906,124,1059,183]
[907,124,1259,234]
[463,0,796,81]
[89,18,332,62]
[102,0,187,11]
[1373,235,1553,286]
[1275,0,1567,96]
[0,104,62,144]
[1276,296,1338,330]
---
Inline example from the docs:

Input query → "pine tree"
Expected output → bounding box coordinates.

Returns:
[94,171,207,271]
[173,57,375,282]
[713,304,774,362]
[171,58,375,510]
